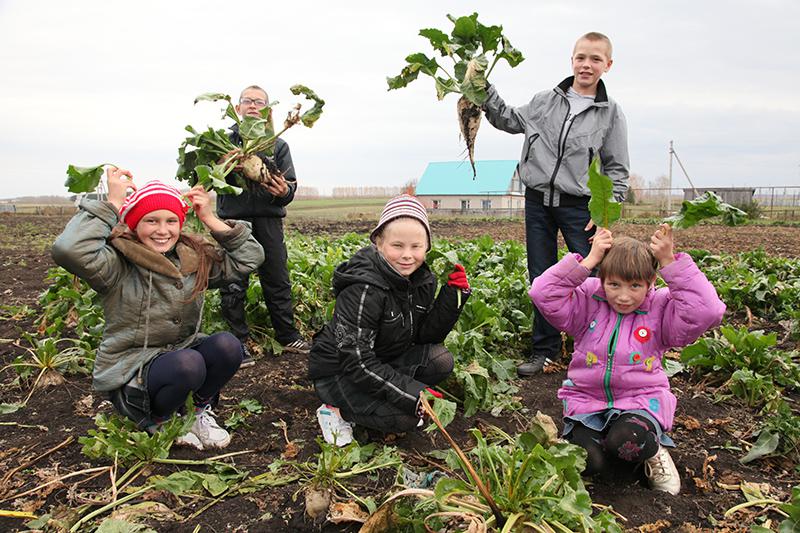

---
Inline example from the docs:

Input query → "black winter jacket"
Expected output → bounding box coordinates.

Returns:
[215,125,298,219]
[308,246,469,414]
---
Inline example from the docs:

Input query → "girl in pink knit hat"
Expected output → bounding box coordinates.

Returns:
[307,194,471,444]
[53,167,264,450]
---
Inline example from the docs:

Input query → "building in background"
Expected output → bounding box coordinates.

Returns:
[415,160,523,215]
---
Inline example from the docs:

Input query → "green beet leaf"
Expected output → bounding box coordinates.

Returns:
[65,164,111,194]
[665,191,747,229]
[290,84,326,128]
[587,156,621,228]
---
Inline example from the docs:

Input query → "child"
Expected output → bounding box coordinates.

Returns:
[307,195,471,445]
[52,167,264,450]
[530,224,725,494]
[482,32,629,377]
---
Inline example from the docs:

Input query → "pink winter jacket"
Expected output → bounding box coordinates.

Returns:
[530,253,725,431]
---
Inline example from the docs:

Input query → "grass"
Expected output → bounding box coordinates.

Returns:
[284,197,389,220]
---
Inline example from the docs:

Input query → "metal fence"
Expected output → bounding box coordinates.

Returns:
[625,186,800,220]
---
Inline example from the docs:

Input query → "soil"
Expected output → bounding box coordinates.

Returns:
[1,213,799,533]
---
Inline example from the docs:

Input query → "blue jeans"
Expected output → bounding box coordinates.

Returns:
[525,188,595,357]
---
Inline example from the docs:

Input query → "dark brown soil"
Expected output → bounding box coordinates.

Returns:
[1,213,799,532]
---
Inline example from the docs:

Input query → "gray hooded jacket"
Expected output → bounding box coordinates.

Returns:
[483,77,629,206]
[52,198,264,392]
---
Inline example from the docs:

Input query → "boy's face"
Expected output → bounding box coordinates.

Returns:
[602,276,652,315]
[375,217,428,278]
[571,38,613,95]
[235,88,268,119]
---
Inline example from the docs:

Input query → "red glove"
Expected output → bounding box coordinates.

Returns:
[447,264,470,291]
[425,387,443,399]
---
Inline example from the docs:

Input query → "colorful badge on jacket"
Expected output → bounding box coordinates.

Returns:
[585,351,598,367]
[634,326,652,343]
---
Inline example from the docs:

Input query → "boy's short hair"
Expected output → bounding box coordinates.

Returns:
[575,32,613,59]
[598,236,658,282]
[240,84,268,101]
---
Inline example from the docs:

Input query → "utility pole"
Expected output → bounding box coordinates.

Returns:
[668,140,673,212]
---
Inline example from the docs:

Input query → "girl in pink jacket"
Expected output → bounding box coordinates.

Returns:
[530,224,725,495]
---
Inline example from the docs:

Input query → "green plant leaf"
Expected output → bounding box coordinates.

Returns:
[65,164,106,194]
[587,156,622,227]
[0,402,23,414]
[741,430,780,463]
[459,55,489,106]
[194,165,243,195]
[665,191,748,229]
[419,28,451,55]
[290,84,326,128]
[497,37,525,67]
[424,396,457,433]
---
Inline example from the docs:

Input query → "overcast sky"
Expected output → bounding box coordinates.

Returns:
[1,0,798,199]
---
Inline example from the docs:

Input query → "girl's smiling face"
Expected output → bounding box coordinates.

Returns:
[135,209,181,253]
[602,276,652,314]
[374,217,428,277]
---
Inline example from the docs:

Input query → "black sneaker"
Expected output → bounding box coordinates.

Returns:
[282,338,311,354]
[240,344,255,369]
[516,352,553,377]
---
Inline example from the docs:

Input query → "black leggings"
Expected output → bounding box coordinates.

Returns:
[568,413,660,478]
[342,344,454,433]
[147,332,242,419]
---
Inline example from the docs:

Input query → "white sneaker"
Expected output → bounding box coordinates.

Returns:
[191,405,231,449]
[644,446,680,495]
[147,420,203,450]
[316,404,353,447]
[174,431,204,450]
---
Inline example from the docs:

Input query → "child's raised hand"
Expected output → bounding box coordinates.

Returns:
[106,166,135,211]
[185,185,229,232]
[650,223,675,268]
[580,227,612,270]
[185,185,213,221]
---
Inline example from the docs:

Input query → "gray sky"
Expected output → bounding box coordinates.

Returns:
[1,0,798,199]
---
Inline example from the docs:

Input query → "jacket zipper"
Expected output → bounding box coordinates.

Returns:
[408,290,414,338]
[603,313,623,407]
[547,94,573,207]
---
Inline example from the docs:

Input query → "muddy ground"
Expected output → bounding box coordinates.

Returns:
[1,213,799,532]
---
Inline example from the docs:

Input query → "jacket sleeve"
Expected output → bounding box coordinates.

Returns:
[482,85,528,135]
[207,220,265,287]
[599,104,630,202]
[271,140,297,207]
[415,284,469,344]
[657,253,726,348]
[334,284,427,414]
[51,198,126,293]
[529,253,596,336]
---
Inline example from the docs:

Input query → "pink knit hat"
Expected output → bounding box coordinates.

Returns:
[119,180,190,230]
[370,194,431,250]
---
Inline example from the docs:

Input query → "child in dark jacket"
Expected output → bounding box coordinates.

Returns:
[530,224,725,495]
[308,195,470,445]
[52,167,264,450]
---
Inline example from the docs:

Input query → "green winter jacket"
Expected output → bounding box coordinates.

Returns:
[52,198,264,392]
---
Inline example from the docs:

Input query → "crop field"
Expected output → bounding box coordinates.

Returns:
[1,211,800,532]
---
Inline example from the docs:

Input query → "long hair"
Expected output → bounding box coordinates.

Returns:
[109,226,221,301]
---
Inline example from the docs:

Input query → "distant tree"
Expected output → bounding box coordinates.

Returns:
[626,173,645,204]
[648,175,671,209]
[402,179,417,196]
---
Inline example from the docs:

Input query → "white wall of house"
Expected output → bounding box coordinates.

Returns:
[417,194,524,211]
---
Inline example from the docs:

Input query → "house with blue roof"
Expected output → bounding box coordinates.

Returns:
[415,160,524,213]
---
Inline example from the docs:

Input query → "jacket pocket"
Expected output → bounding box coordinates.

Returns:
[523,133,540,163]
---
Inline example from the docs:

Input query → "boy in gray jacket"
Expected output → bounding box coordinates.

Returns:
[483,32,629,376]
